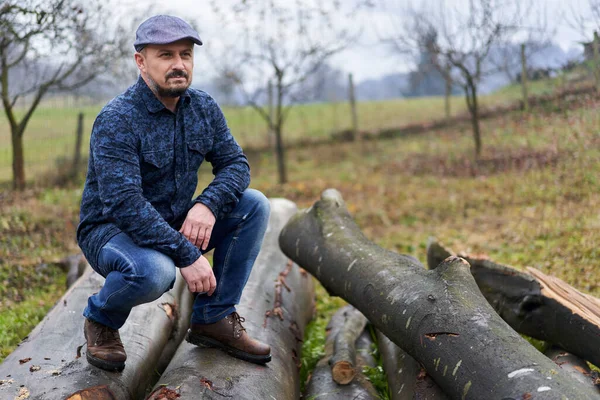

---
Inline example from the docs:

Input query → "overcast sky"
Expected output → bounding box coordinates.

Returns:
[122,0,589,83]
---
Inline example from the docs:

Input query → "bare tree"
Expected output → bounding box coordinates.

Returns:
[379,0,537,158]
[206,0,365,184]
[567,0,600,39]
[0,0,129,190]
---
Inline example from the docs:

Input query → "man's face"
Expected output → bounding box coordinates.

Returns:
[135,40,194,98]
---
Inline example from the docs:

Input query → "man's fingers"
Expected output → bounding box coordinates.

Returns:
[190,225,201,247]
[201,227,212,251]
[195,227,206,248]
[180,221,192,240]
[207,273,217,296]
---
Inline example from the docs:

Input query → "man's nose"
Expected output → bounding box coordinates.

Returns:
[172,56,185,70]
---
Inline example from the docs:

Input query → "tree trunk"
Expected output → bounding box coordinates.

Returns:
[427,238,600,369]
[348,73,359,141]
[72,112,84,176]
[304,306,378,399]
[545,346,599,391]
[275,123,287,184]
[376,331,448,400]
[11,127,25,190]
[279,189,600,400]
[147,199,314,400]
[594,31,600,94]
[444,64,451,120]
[275,75,287,184]
[468,82,481,158]
[521,44,529,112]
[0,269,190,400]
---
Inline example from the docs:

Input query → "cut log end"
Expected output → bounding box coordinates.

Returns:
[331,361,356,385]
[65,385,117,400]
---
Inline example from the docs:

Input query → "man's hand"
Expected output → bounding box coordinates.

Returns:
[180,256,216,295]
[180,203,216,250]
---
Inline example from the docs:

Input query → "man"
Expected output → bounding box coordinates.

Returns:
[77,15,271,372]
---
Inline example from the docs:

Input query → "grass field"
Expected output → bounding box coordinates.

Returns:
[1,75,568,185]
[1,76,598,396]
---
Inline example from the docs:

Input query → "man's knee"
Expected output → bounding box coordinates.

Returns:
[242,189,270,220]
[134,252,176,302]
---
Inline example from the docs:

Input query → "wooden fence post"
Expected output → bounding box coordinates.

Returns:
[348,73,359,141]
[594,31,600,93]
[521,44,529,112]
[72,112,84,176]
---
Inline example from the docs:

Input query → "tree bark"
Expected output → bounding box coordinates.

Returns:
[147,199,314,400]
[275,75,288,184]
[279,189,600,400]
[11,127,25,190]
[377,331,448,400]
[304,306,378,400]
[427,238,600,369]
[0,269,189,400]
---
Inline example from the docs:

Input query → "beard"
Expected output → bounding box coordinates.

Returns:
[148,70,191,98]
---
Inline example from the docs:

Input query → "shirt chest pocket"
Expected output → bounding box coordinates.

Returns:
[187,138,212,171]
[141,149,174,182]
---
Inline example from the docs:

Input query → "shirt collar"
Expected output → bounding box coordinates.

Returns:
[136,75,191,114]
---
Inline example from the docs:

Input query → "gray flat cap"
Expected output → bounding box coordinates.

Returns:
[134,15,203,52]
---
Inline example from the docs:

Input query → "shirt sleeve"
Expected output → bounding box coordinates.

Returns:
[194,97,251,218]
[92,111,202,268]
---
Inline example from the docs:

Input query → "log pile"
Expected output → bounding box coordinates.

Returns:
[3,192,600,399]
[0,267,191,400]
[279,189,600,399]
[146,199,315,400]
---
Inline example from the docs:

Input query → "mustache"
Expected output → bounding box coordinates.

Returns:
[166,70,188,80]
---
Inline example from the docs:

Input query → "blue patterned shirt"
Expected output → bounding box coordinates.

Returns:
[77,76,250,268]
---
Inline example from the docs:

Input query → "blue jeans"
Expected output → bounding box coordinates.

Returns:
[83,189,271,329]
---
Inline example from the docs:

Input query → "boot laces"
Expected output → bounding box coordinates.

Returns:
[230,312,247,338]
[95,323,120,346]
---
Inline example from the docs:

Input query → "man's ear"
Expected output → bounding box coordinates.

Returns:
[134,52,146,73]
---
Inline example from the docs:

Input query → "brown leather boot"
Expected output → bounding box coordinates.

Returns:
[186,312,271,364]
[84,318,127,371]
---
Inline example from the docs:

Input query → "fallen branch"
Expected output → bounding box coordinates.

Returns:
[427,238,600,369]
[304,307,378,399]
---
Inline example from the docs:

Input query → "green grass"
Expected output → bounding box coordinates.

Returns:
[0,265,66,361]
[0,73,571,185]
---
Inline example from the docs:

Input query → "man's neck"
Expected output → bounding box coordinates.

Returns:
[157,95,179,113]
[141,75,179,113]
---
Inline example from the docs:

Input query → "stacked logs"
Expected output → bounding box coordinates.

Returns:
[0,199,314,400]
